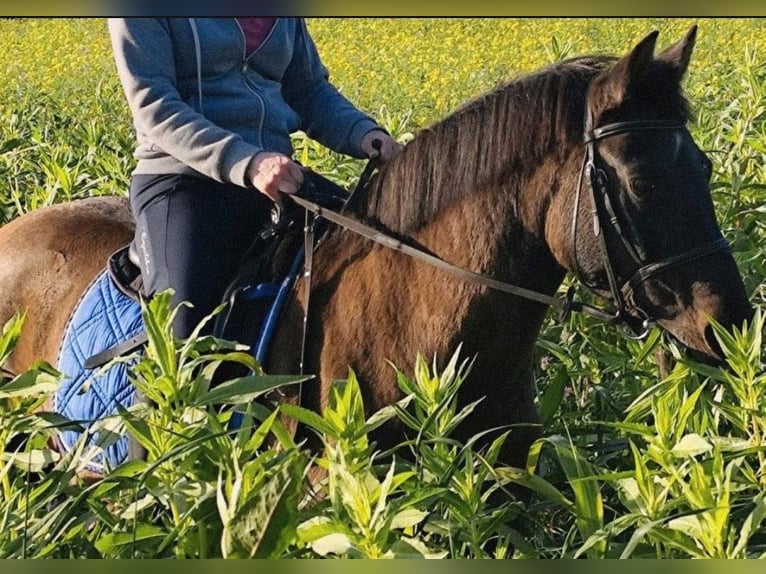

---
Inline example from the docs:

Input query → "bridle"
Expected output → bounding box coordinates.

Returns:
[289,108,731,341]
[570,108,731,338]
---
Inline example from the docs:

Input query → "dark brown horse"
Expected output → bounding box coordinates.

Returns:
[0,27,753,467]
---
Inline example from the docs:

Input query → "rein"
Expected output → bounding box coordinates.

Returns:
[289,192,616,324]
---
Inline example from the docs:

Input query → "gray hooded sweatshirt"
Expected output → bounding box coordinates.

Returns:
[108,18,379,186]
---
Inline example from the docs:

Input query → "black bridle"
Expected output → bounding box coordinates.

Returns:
[570,111,731,338]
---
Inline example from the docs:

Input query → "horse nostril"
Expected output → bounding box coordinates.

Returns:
[703,323,724,360]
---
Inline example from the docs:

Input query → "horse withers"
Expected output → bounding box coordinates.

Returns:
[0,26,753,471]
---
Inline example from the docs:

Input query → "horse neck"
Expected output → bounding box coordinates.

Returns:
[403,178,567,357]
[297,157,571,409]
[414,176,567,294]
[349,120,577,363]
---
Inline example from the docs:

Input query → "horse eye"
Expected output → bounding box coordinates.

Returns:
[630,177,656,194]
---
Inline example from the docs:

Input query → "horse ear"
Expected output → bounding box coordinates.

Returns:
[656,24,698,80]
[602,30,659,102]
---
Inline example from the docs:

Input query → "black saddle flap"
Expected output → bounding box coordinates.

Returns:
[107,245,144,302]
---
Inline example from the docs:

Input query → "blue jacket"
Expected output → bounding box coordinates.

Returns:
[108,18,379,186]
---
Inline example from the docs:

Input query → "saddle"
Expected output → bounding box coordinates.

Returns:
[54,171,352,473]
[96,171,349,365]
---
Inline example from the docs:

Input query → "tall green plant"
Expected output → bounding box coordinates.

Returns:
[589,308,766,558]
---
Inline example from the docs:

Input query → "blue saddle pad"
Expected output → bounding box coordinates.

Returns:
[54,270,144,473]
[53,248,304,473]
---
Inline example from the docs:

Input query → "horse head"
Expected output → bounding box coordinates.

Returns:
[557,26,752,360]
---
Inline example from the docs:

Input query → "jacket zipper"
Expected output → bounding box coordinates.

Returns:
[234,18,266,149]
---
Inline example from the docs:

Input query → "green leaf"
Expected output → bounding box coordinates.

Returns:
[667,514,705,541]
[104,459,150,479]
[0,137,25,154]
[362,401,407,435]
[528,435,604,557]
[634,326,663,364]
[575,513,643,559]
[390,507,428,530]
[310,532,354,556]
[672,433,713,458]
[538,368,567,426]
[115,403,156,458]
[278,402,335,436]
[141,291,179,378]
[642,525,708,558]
[674,384,707,439]
[496,466,574,510]
[22,410,74,432]
[221,452,306,558]
[387,539,429,558]
[0,312,25,366]
[297,517,348,543]
[0,364,61,399]
[1,448,60,472]
[732,492,766,557]
[197,373,310,406]
[95,524,166,555]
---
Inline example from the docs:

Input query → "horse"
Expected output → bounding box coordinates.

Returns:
[0,26,753,470]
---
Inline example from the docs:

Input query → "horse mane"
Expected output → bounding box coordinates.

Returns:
[357,53,689,234]
[357,56,611,233]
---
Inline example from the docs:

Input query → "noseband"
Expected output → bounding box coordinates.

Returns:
[571,112,731,338]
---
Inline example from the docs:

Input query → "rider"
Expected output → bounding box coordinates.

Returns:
[108,17,401,339]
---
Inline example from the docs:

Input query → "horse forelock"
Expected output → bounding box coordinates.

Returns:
[358,56,615,234]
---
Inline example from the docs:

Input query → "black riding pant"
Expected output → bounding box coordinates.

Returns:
[129,174,273,339]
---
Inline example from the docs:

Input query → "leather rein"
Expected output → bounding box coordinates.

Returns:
[291,113,730,339]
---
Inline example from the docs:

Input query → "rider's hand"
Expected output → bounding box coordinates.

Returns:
[361,129,402,164]
[246,151,305,202]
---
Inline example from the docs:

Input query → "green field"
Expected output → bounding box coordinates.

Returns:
[0,18,765,558]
